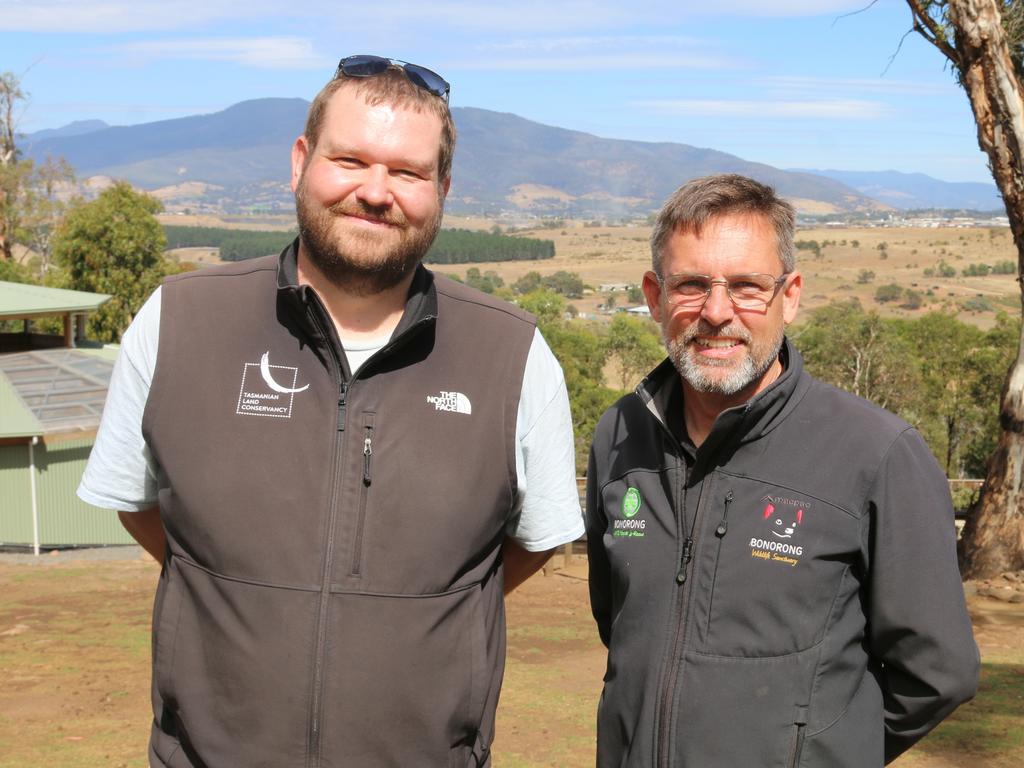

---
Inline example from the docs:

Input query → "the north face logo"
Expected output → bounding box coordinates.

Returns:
[426,391,472,414]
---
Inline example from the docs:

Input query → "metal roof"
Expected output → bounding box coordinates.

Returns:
[0,349,115,438]
[0,280,111,317]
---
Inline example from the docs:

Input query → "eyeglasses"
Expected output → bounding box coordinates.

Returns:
[657,272,791,310]
[335,55,450,102]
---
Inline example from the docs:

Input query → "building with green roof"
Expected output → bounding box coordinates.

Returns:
[0,281,132,552]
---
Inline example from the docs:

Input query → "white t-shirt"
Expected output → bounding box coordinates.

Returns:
[78,287,584,552]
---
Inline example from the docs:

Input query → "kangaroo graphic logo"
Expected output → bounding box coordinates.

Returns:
[764,503,803,539]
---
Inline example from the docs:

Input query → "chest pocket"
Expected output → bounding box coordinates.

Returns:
[695,478,862,657]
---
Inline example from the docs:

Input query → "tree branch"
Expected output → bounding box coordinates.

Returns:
[907,0,961,64]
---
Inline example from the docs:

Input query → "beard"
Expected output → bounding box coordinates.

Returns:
[664,318,784,397]
[295,176,444,297]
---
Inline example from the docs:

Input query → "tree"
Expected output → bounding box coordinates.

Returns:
[908,0,1024,577]
[795,300,920,413]
[52,182,173,342]
[606,314,663,391]
[1,71,27,262]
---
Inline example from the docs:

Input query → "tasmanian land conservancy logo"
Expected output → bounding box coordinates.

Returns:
[236,352,309,419]
[426,390,472,415]
[748,494,811,567]
[613,487,646,538]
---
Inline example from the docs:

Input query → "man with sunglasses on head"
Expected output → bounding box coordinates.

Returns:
[78,56,583,767]
[585,174,978,767]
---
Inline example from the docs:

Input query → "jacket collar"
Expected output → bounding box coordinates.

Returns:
[637,337,812,460]
[275,237,438,346]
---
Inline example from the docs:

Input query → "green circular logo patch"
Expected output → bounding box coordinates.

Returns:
[622,487,642,518]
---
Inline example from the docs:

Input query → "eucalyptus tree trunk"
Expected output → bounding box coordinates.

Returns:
[908,0,1024,578]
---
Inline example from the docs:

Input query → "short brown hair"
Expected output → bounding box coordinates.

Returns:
[650,174,795,274]
[303,68,456,182]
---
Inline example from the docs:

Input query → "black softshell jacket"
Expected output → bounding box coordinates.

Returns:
[143,245,536,767]
[586,341,979,768]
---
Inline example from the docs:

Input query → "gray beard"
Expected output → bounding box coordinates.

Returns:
[664,319,783,396]
[294,178,443,297]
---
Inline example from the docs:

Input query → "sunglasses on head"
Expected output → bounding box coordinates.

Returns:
[335,55,450,102]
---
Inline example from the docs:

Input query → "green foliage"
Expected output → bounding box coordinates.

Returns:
[425,228,555,263]
[962,296,994,312]
[795,239,821,259]
[606,314,663,391]
[626,285,644,304]
[900,289,924,310]
[541,270,584,298]
[53,182,176,343]
[963,263,992,277]
[935,260,957,278]
[857,269,875,284]
[512,271,543,295]
[874,283,903,303]
[990,260,1017,274]
[795,300,1017,477]
[463,267,504,294]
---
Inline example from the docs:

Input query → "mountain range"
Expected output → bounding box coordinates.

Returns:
[23,98,1002,217]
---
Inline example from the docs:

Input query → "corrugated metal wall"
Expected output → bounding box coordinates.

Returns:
[0,438,134,547]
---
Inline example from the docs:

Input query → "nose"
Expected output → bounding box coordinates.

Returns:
[700,281,735,327]
[356,164,392,208]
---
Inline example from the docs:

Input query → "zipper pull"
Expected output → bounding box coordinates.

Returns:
[716,490,734,537]
[362,431,373,485]
[338,382,348,432]
[676,537,695,584]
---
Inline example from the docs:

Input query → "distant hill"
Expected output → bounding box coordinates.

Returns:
[27,98,884,216]
[796,168,1002,211]
[23,119,109,143]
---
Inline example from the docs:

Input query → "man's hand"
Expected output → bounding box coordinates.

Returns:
[501,537,555,594]
[118,506,167,563]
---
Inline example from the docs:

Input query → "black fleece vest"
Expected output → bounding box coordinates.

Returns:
[142,249,535,767]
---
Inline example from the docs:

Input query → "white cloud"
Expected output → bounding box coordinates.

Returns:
[634,98,889,120]
[474,35,704,53]
[0,1,279,33]
[106,37,329,70]
[695,0,869,16]
[457,53,740,72]
[759,75,955,97]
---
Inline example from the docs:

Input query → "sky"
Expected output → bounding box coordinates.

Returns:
[0,0,995,184]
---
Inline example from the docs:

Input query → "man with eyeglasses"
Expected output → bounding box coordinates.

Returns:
[78,56,583,767]
[585,174,977,767]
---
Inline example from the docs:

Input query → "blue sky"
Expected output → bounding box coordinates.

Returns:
[1,0,993,183]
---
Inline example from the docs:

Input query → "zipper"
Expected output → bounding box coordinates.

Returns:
[787,719,807,768]
[351,419,374,576]
[705,490,734,632]
[301,288,434,764]
[305,301,347,768]
[656,475,714,768]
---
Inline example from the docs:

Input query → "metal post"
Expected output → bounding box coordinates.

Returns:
[29,436,40,556]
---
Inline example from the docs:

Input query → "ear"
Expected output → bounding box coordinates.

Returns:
[763,503,775,519]
[642,270,664,323]
[440,175,451,199]
[290,135,310,193]
[797,509,803,525]
[781,270,802,325]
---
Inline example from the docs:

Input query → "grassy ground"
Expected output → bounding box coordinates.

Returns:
[0,554,1020,767]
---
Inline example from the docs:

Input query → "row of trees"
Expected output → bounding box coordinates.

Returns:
[163,225,295,262]
[425,228,554,263]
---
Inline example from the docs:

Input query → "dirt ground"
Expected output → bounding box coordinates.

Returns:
[0,549,1021,767]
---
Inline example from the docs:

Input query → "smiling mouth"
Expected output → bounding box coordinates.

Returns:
[694,338,742,349]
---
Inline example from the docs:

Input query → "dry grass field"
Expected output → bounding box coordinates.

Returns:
[0,551,1020,767]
